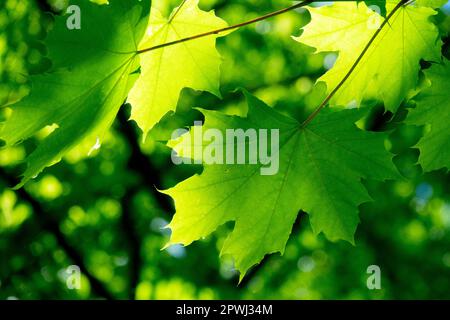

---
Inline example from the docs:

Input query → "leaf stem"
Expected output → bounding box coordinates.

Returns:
[137,0,315,55]
[168,0,188,24]
[301,0,409,128]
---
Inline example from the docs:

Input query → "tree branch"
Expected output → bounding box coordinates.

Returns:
[116,107,175,298]
[119,186,142,299]
[117,107,174,213]
[34,0,55,13]
[0,168,115,300]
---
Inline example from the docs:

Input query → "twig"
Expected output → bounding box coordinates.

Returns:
[301,0,409,128]
[137,0,314,54]
[168,0,188,24]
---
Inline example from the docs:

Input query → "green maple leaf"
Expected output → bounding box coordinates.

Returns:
[163,92,399,277]
[407,60,450,172]
[416,0,448,8]
[127,0,228,137]
[0,0,150,187]
[294,1,441,112]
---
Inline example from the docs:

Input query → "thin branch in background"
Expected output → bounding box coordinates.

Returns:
[119,186,142,299]
[34,0,55,13]
[0,168,115,300]
[117,107,174,214]
[117,107,176,298]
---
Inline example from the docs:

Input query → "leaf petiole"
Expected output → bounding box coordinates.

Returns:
[300,0,409,128]
[136,0,315,55]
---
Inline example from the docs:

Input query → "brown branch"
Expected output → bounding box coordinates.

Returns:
[116,107,175,298]
[117,107,174,214]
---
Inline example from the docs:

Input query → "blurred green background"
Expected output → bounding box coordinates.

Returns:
[0,0,449,299]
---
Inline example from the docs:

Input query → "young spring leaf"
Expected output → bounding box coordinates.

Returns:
[0,0,150,187]
[127,0,228,137]
[294,1,441,112]
[407,60,450,172]
[163,92,399,277]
